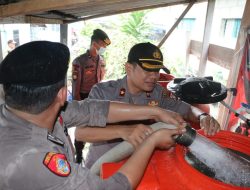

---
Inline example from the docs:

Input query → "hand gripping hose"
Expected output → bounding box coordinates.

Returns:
[90,122,178,175]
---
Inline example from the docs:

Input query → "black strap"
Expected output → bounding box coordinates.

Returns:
[47,133,64,147]
[95,55,100,83]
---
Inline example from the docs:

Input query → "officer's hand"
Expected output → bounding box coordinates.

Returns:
[155,108,186,128]
[149,128,186,149]
[120,124,153,148]
[200,115,220,136]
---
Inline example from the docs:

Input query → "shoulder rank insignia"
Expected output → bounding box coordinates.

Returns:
[72,74,77,80]
[43,152,71,177]
[58,115,63,126]
[72,65,79,80]
[162,88,170,98]
[148,100,159,106]
[119,88,126,96]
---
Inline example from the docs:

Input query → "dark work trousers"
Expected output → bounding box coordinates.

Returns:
[75,92,89,164]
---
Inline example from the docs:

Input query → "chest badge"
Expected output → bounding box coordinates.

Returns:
[119,88,126,97]
[43,152,71,177]
[148,100,159,106]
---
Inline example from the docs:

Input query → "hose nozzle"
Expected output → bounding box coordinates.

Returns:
[175,125,196,146]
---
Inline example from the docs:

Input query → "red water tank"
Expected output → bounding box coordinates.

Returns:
[101,130,250,190]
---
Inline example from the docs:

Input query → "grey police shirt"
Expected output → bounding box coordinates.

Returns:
[85,76,191,168]
[0,99,131,190]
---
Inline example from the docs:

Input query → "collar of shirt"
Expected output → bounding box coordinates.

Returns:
[86,49,99,61]
[1,105,63,145]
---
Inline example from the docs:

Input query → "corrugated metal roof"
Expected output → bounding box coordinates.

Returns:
[0,0,206,24]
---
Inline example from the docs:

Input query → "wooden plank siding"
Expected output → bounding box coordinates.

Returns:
[189,40,234,69]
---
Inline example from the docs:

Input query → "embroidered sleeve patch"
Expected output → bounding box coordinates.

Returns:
[43,152,71,177]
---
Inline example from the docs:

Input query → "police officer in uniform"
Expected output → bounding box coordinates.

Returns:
[75,42,221,169]
[0,41,186,190]
[72,29,111,164]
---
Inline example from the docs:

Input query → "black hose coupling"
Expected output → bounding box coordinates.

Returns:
[175,125,196,146]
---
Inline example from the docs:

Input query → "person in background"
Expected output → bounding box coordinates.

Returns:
[3,39,16,58]
[0,41,186,190]
[7,39,16,54]
[72,28,111,164]
[75,42,221,169]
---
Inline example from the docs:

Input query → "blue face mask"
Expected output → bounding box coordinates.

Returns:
[98,47,106,55]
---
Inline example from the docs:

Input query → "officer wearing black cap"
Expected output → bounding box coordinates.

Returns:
[72,29,111,163]
[72,29,111,101]
[127,42,170,73]
[0,41,186,190]
[75,42,221,169]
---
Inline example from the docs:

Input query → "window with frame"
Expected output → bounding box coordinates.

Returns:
[220,18,241,39]
[177,18,196,32]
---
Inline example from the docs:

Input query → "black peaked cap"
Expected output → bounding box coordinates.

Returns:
[92,29,111,45]
[127,42,170,73]
[0,41,70,86]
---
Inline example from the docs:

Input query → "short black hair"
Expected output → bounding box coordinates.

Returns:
[4,80,65,114]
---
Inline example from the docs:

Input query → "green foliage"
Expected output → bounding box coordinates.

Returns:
[103,10,156,79]
[104,31,138,79]
[212,71,227,86]
[164,54,186,77]
[120,11,152,41]
[80,23,102,37]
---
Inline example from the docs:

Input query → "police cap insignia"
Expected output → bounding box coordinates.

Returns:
[153,50,162,59]
[0,41,69,86]
[43,152,71,177]
[103,38,111,46]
